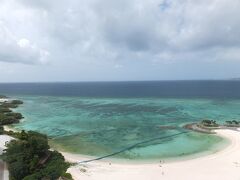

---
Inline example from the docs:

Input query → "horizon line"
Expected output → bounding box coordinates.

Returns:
[0,78,239,84]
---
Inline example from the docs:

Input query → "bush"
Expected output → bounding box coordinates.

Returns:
[0,97,72,179]
[0,108,12,113]
[0,126,4,135]
[201,119,219,127]
[3,131,70,180]
[0,97,24,126]
[24,151,70,180]
[11,100,23,105]
[0,113,21,125]
[225,120,240,126]
[62,173,73,179]
[1,103,18,109]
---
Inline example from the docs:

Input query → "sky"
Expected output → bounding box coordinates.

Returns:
[0,0,240,82]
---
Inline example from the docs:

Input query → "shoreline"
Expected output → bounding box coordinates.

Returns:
[2,113,240,178]
[5,124,231,165]
[60,136,230,165]
[65,129,240,180]
[3,125,20,133]
[60,130,231,166]
[2,97,239,179]
[7,123,230,165]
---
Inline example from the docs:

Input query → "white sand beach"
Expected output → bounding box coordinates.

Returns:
[65,129,240,180]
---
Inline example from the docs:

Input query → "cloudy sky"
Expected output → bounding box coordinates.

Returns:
[0,0,240,82]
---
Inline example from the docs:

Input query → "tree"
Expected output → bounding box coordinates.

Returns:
[3,131,71,180]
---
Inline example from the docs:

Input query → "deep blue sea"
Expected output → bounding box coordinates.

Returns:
[0,80,240,98]
[0,81,239,161]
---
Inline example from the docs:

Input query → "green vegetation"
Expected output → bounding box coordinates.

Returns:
[0,126,4,135]
[2,131,72,180]
[200,119,219,127]
[0,100,24,125]
[225,120,240,126]
[0,107,12,113]
[0,112,23,125]
[0,96,72,180]
[10,100,23,105]
[1,101,23,109]
[193,119,240,133]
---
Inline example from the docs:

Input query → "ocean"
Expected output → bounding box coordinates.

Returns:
[0,80,239,160]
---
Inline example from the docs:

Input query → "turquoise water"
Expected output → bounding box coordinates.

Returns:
[10,95,238,160]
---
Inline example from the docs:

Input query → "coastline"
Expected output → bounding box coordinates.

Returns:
[3,125,20,133]
[2,97,240,179]
[65,129,240,180]
[5,124,233,164]
[4,121,240,180]
[60,135,230,165]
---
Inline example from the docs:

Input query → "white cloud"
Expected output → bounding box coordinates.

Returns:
[17,38,30,48]
[1,0,240,81]
[0,22,49,64]
[114,64,123,69]
[0,1,49,64]
[2,0,240,65]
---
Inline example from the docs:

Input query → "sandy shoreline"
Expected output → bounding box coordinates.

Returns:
[2,125,240,180]
[65,129,240,180]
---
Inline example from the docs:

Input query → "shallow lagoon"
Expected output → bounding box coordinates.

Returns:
[11,96,238,160]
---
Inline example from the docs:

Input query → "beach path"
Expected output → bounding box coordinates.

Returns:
[0,135,14,180]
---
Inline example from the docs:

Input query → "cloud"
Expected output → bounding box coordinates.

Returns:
[114,64,123,69]
[0,1,49,65]
[1,0,240,69]
[0,21,49,64]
